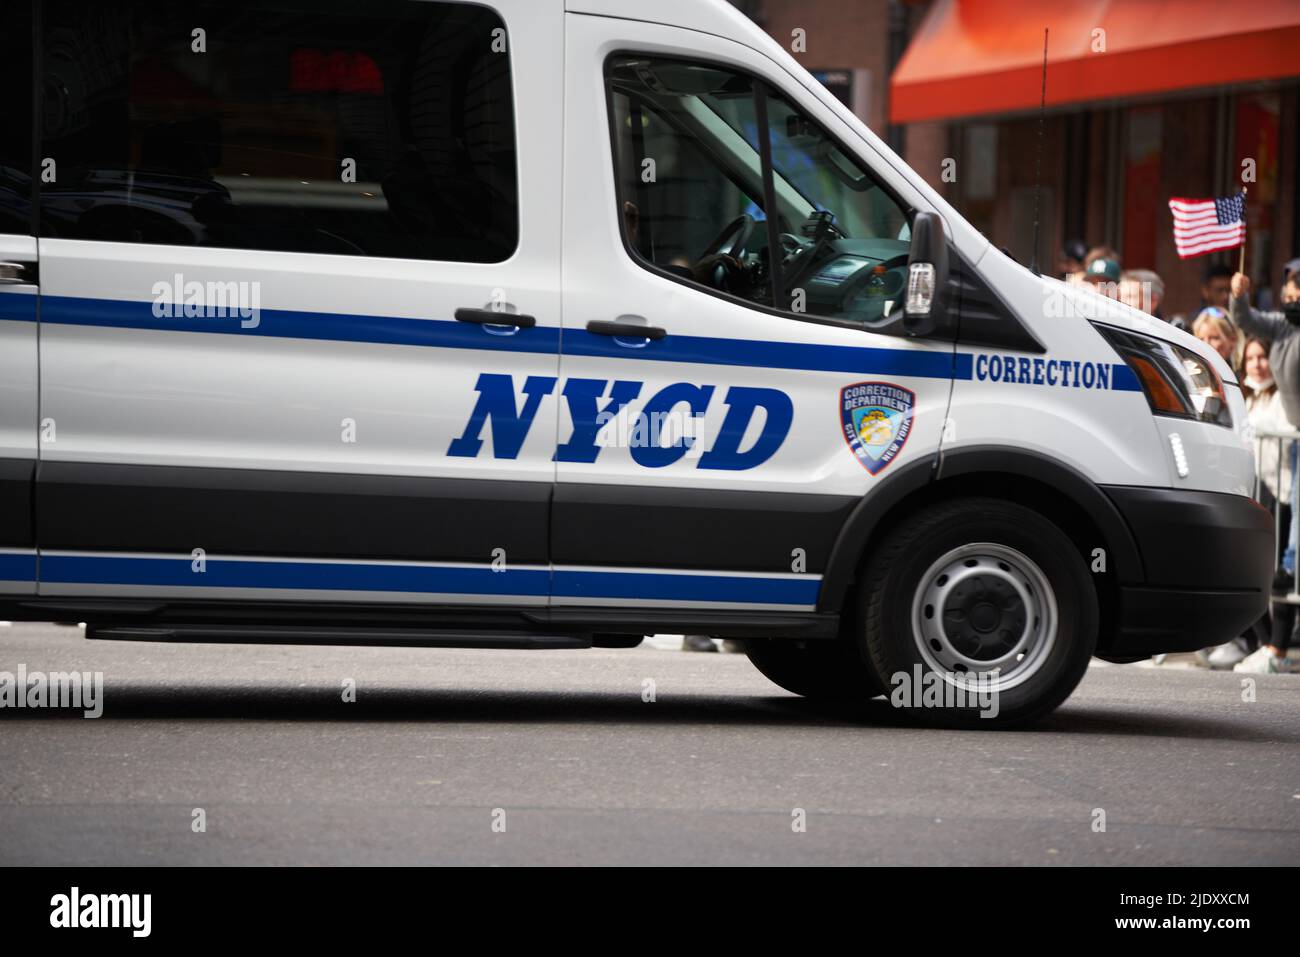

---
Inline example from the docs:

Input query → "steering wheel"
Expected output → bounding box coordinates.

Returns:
[701,213,756,260]
[696,214,757,292]
[838,253,911,317]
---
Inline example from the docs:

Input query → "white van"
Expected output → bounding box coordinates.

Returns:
[0,0,1273,725]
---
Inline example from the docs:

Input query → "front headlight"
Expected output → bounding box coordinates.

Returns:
[1093,324,1231,428]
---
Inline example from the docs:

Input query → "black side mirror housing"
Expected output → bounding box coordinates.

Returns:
[903,211,951,338]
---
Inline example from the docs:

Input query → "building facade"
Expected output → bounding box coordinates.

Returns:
[734,0,1300,319]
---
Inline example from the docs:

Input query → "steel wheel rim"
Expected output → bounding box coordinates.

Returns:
[910,542,1058,693]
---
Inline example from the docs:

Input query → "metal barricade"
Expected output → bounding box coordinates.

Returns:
[1252,426,1300,606]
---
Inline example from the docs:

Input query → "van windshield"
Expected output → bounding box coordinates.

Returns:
[703,92,909,245]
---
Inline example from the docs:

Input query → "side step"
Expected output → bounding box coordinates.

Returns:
[86,624,593,650]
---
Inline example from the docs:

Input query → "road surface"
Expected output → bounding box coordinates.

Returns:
[1,623,1296,865]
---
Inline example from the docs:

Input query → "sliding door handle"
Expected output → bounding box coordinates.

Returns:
[586,319,666,340]
[455,307,536,328]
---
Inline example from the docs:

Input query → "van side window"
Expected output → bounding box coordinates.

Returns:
[0,0,33,235]
[609,64,774,304]
[607,55,912,326]
[39,0,518,263]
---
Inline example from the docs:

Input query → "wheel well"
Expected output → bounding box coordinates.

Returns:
[839,471,1119,647]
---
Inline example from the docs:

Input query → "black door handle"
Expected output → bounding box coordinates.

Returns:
[586,319,667,340]
[455,307,536,328]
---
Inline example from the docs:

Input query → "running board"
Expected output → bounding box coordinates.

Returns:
[85,624,592,650]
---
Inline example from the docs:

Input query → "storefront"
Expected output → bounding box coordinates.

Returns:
[890,0,1300,317]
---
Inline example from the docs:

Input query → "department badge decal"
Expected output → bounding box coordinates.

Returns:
[840,381,915,475]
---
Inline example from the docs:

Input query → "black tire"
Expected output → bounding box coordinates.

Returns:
[859,497,1097,728]
[744,636,884,700]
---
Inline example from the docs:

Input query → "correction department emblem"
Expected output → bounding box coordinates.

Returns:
[840,381,915,475]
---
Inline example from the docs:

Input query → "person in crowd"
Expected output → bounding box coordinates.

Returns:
[1241,337,1292,493]
[1083,256,1122,299]
[1229,269,1300,673]
[1058,239,1087,283]
[1201,263,1233,311]
[1254,258,1300,311]
[1192,307,1239,364]
[1206,336,1294,667]
[1119,268,1164,319]
[1284,257,1300,289]
[1084,245,1119,272]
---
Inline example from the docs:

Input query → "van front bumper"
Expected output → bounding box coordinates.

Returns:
[1101,486,1274,658]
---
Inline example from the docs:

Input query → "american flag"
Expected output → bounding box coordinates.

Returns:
[1168,193,1246,259]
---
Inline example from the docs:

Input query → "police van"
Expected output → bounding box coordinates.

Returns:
[0,0,1273,725]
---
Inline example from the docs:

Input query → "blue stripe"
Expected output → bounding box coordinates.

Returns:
[0,553,37,582]
[0,294,38,324]
[1111,364,1143,392]
[41,295,964,379]
[41,295,562,356]
[25,296,1158,390]
[37,553,817,605]
[552,569,819,605]
[41,555,550,597]
[565,329,967,380]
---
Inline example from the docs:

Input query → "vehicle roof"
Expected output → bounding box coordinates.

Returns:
[566,0,773,52]
[565,0,991,266]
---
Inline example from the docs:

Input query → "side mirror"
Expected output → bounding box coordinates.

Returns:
[903,211,950,338]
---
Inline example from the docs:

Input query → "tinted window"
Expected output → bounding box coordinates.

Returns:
[0,0,34,235]
[609,61,774,306]
[40,0,517,262]
[607,55,912,327]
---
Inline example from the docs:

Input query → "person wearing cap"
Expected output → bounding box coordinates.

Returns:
[1058,239,1087,283]
[1268,257,1300,311]
[1083,256,1122,300]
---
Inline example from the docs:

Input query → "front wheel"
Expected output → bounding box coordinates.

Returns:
[744,636,884,701]
[859,498,1097,727]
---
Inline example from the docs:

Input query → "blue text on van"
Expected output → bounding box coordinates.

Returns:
[447,374,793,470]
[975,354,1133,390]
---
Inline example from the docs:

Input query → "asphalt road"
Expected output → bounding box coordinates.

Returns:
[0,622,1297,865]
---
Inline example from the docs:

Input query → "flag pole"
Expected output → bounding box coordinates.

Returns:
[1239,186,1248,275]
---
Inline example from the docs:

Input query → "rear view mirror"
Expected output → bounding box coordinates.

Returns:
[904,211,950,338]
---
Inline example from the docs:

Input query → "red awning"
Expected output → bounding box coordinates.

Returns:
[891,0,1300,123]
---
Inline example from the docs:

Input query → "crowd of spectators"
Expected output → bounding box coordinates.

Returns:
[1062,240,1300,672]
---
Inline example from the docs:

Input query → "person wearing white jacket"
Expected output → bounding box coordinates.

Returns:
[1244,337,1294,509]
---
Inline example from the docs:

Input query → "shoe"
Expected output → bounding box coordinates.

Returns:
[719,639,745,654]
[1207,638,1251,669]
[682,635,718,653]
[1235,647,1285,674]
